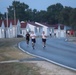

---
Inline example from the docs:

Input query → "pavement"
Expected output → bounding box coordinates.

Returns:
[19,37,76,71]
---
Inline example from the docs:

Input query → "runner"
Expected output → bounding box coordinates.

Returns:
[50,31,52,37]
[30,31,36,49]
[25,32,30,46]
[42,31,47,48]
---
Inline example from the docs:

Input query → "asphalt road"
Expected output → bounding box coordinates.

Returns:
[19,37,76,71]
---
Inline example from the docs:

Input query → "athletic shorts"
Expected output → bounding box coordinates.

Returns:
[31,39,36,43]
[42,39,46,43]
[26,38,30,41]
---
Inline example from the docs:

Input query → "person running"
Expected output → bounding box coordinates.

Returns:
[30,31,36,49]
[26,32,30,46]
[42,31,47,48]
[50,31,52,37]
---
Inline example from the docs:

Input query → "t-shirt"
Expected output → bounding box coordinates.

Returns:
[26,33,30,39]
[30,33,36,39]
[42,34,46,39]
[50,32,52,34]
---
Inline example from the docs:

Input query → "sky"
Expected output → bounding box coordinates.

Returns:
[0,0,76,13]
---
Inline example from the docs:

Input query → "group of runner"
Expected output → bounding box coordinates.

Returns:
[26,31,47,49]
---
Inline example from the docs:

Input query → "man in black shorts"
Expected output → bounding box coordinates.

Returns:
[42,31,47,48]
[30,31,36,49]
[26,32,30,46]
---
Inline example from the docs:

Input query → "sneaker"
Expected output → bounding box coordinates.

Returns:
[44,45,46,47]
[26,44,29,47]
[43,46,45,48]
[32,46,35,49]
[33,47,35,49]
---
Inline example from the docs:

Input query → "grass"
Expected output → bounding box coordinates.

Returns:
[0,38,25,47]
[0,38,41,75]
[0,63,40,75]
[0,38,34,61]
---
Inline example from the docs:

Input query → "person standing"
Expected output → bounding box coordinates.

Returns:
[26,32,30,46]
[42,31,47,48]
[30,31,36,49]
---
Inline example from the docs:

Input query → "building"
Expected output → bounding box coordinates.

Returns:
[35,22,66,37]
[52,24,66,38]
[0,19,20,38]
[0,19,73,38]
[20,21,27,37]
[35,22,50,35]
[0,20,5,38]
[26,22,42,36]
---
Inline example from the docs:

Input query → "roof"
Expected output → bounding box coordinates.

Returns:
[27,21,42,27]
[4,20,11,27]
[21,21,27,28]
[66,26,72,30]
[0,19,18,27]
[51,24,64,29]
[0,20,2,27]
[11,19,18,25]
[40,22,51,27]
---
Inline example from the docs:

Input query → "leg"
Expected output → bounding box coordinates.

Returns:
[43,39,46,48]
[26,41,28,47]
[26,40,29,46]
[32,39,35,49]
[44,42,46,47]
[43,42,45,48]
[32,42,35,49]
[27,40,29,44]
[26,40,28,44]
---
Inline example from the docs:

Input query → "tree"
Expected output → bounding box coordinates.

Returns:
[69,8,76,30]
[59,6,72,25]
[47,3,63,24]
[35,10,47,22]
[8,1,29,21]
[2,1,76,30]
[0,12,3,19]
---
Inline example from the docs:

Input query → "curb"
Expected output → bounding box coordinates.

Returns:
[18,42,76,71]
[0,60,19,64]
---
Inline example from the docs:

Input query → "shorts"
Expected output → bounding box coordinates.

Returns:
[31,39,36,43]
[42,39,46,43]
[50,34,51,36]
[26,38,30,41]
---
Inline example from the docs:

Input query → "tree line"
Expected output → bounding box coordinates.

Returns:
[0,1,76,30]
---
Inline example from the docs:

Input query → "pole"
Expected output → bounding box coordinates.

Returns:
[14,0,17,38]
[6,8,8,38]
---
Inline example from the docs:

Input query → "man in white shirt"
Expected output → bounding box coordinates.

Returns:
[30,31,36,49]
[42,31,47,48]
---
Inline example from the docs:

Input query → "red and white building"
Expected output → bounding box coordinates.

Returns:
[0,19,73,38]
[0,19,20,38]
